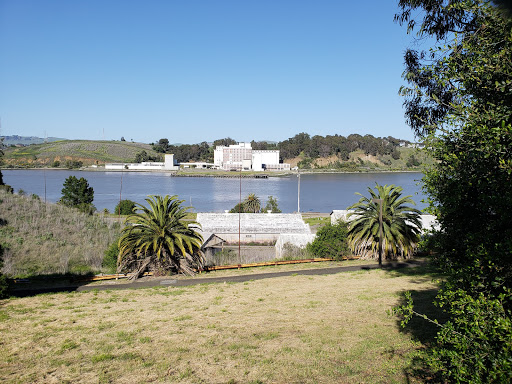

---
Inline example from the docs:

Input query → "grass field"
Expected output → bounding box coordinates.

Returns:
[0,265,439,383]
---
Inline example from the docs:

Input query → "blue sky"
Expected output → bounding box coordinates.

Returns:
[0,0,423,144]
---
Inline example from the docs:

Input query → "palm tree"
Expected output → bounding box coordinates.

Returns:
[347,184,422,263]
[243,193,261,213]
[118,195,204,279]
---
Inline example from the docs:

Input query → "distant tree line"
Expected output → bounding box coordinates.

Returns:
[151,134,409,163]
[278,133,402,161]
[152,138,211,163]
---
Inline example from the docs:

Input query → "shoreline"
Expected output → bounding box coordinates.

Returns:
[1,167,425,177]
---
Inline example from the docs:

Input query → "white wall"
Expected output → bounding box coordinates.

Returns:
[252,150,280,171]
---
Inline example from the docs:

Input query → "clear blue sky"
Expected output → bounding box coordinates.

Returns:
[0,0,423,144]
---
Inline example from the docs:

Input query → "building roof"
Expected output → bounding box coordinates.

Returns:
[196,213,311,235]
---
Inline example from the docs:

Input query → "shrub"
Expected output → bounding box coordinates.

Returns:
[279,243,310,261]
[307,221,350,260]
[261,196,281,213]
[103,240,119,273]
[394,284,512,384]
[114,199,136,215]
[0,243,8,298]
[0,185,14,194]
[0,274,8,299]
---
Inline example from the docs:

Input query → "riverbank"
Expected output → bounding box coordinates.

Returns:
[1,166,425,177]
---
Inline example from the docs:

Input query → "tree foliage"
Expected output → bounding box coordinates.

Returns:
[118,195,204,278]
[347,184,422,260]
[396,0,512,293]
[114,199,136,215]
[394,1,512,382]
[278,132,404,161]
[59,176,95,213]
[262,196,281,213]
[229,194,263,213]
[213,137,237,147]
[307,221,350,260]
[243,193,261,213]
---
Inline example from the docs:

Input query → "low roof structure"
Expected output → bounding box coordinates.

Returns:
[330,210,439,232]
[197,213,311,236]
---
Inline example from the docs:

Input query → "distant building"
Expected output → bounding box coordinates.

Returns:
[213,142,290,171]
[105,154,179,171]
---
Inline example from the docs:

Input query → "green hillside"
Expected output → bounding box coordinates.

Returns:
[1,140,160,168]
[0,138,433,172]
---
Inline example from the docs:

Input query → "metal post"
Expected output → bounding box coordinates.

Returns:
[238,165,242,268]
[297,169,301,213]
[118,170,123,219]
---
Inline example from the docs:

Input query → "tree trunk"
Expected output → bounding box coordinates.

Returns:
[129,256,152,280]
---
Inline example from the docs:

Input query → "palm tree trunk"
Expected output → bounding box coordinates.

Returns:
[129,256,152,280]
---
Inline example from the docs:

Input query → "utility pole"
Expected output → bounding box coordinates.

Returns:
[372,198,383,267]
[297,169,301,213]
[238,163,242,268]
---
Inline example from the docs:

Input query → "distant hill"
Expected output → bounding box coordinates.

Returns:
[0,136,431,172]
[1,140,161,168]
[1,135,65,146]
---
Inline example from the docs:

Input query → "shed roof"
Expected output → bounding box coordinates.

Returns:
[197,213,311,235]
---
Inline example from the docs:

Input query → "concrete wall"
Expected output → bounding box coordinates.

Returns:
[275,234,316,259]
[204,245,276,266]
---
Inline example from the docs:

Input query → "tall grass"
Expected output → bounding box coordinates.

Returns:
[0,191,121,277]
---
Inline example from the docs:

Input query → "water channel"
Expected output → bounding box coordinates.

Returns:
[2,170,427,213]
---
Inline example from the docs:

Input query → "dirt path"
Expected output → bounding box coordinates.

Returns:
[10,259,426,297]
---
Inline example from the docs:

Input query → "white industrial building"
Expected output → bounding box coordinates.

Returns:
[105,154,179,171]
[213,142,290,171]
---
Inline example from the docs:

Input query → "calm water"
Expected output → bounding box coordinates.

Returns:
[2,170,427,213]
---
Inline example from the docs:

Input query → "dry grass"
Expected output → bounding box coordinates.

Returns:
[0,191,121,277]
[0,267,436,383]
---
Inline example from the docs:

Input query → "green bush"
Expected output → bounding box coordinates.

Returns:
[261,196,281,213]
[114,199,136,215]
[103,240,119,273]
[0,185,14,194]
[0,274,8,299]
[307,221,350,260]
[394,283,512,384]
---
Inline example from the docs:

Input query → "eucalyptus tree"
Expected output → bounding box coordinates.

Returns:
[118,195,204,279]
[396,0,512,294]
[393,2,512,381]
[347,184,422,264]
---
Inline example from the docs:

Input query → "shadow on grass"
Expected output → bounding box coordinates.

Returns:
[6,272,97,298]
[383,259,448,383]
